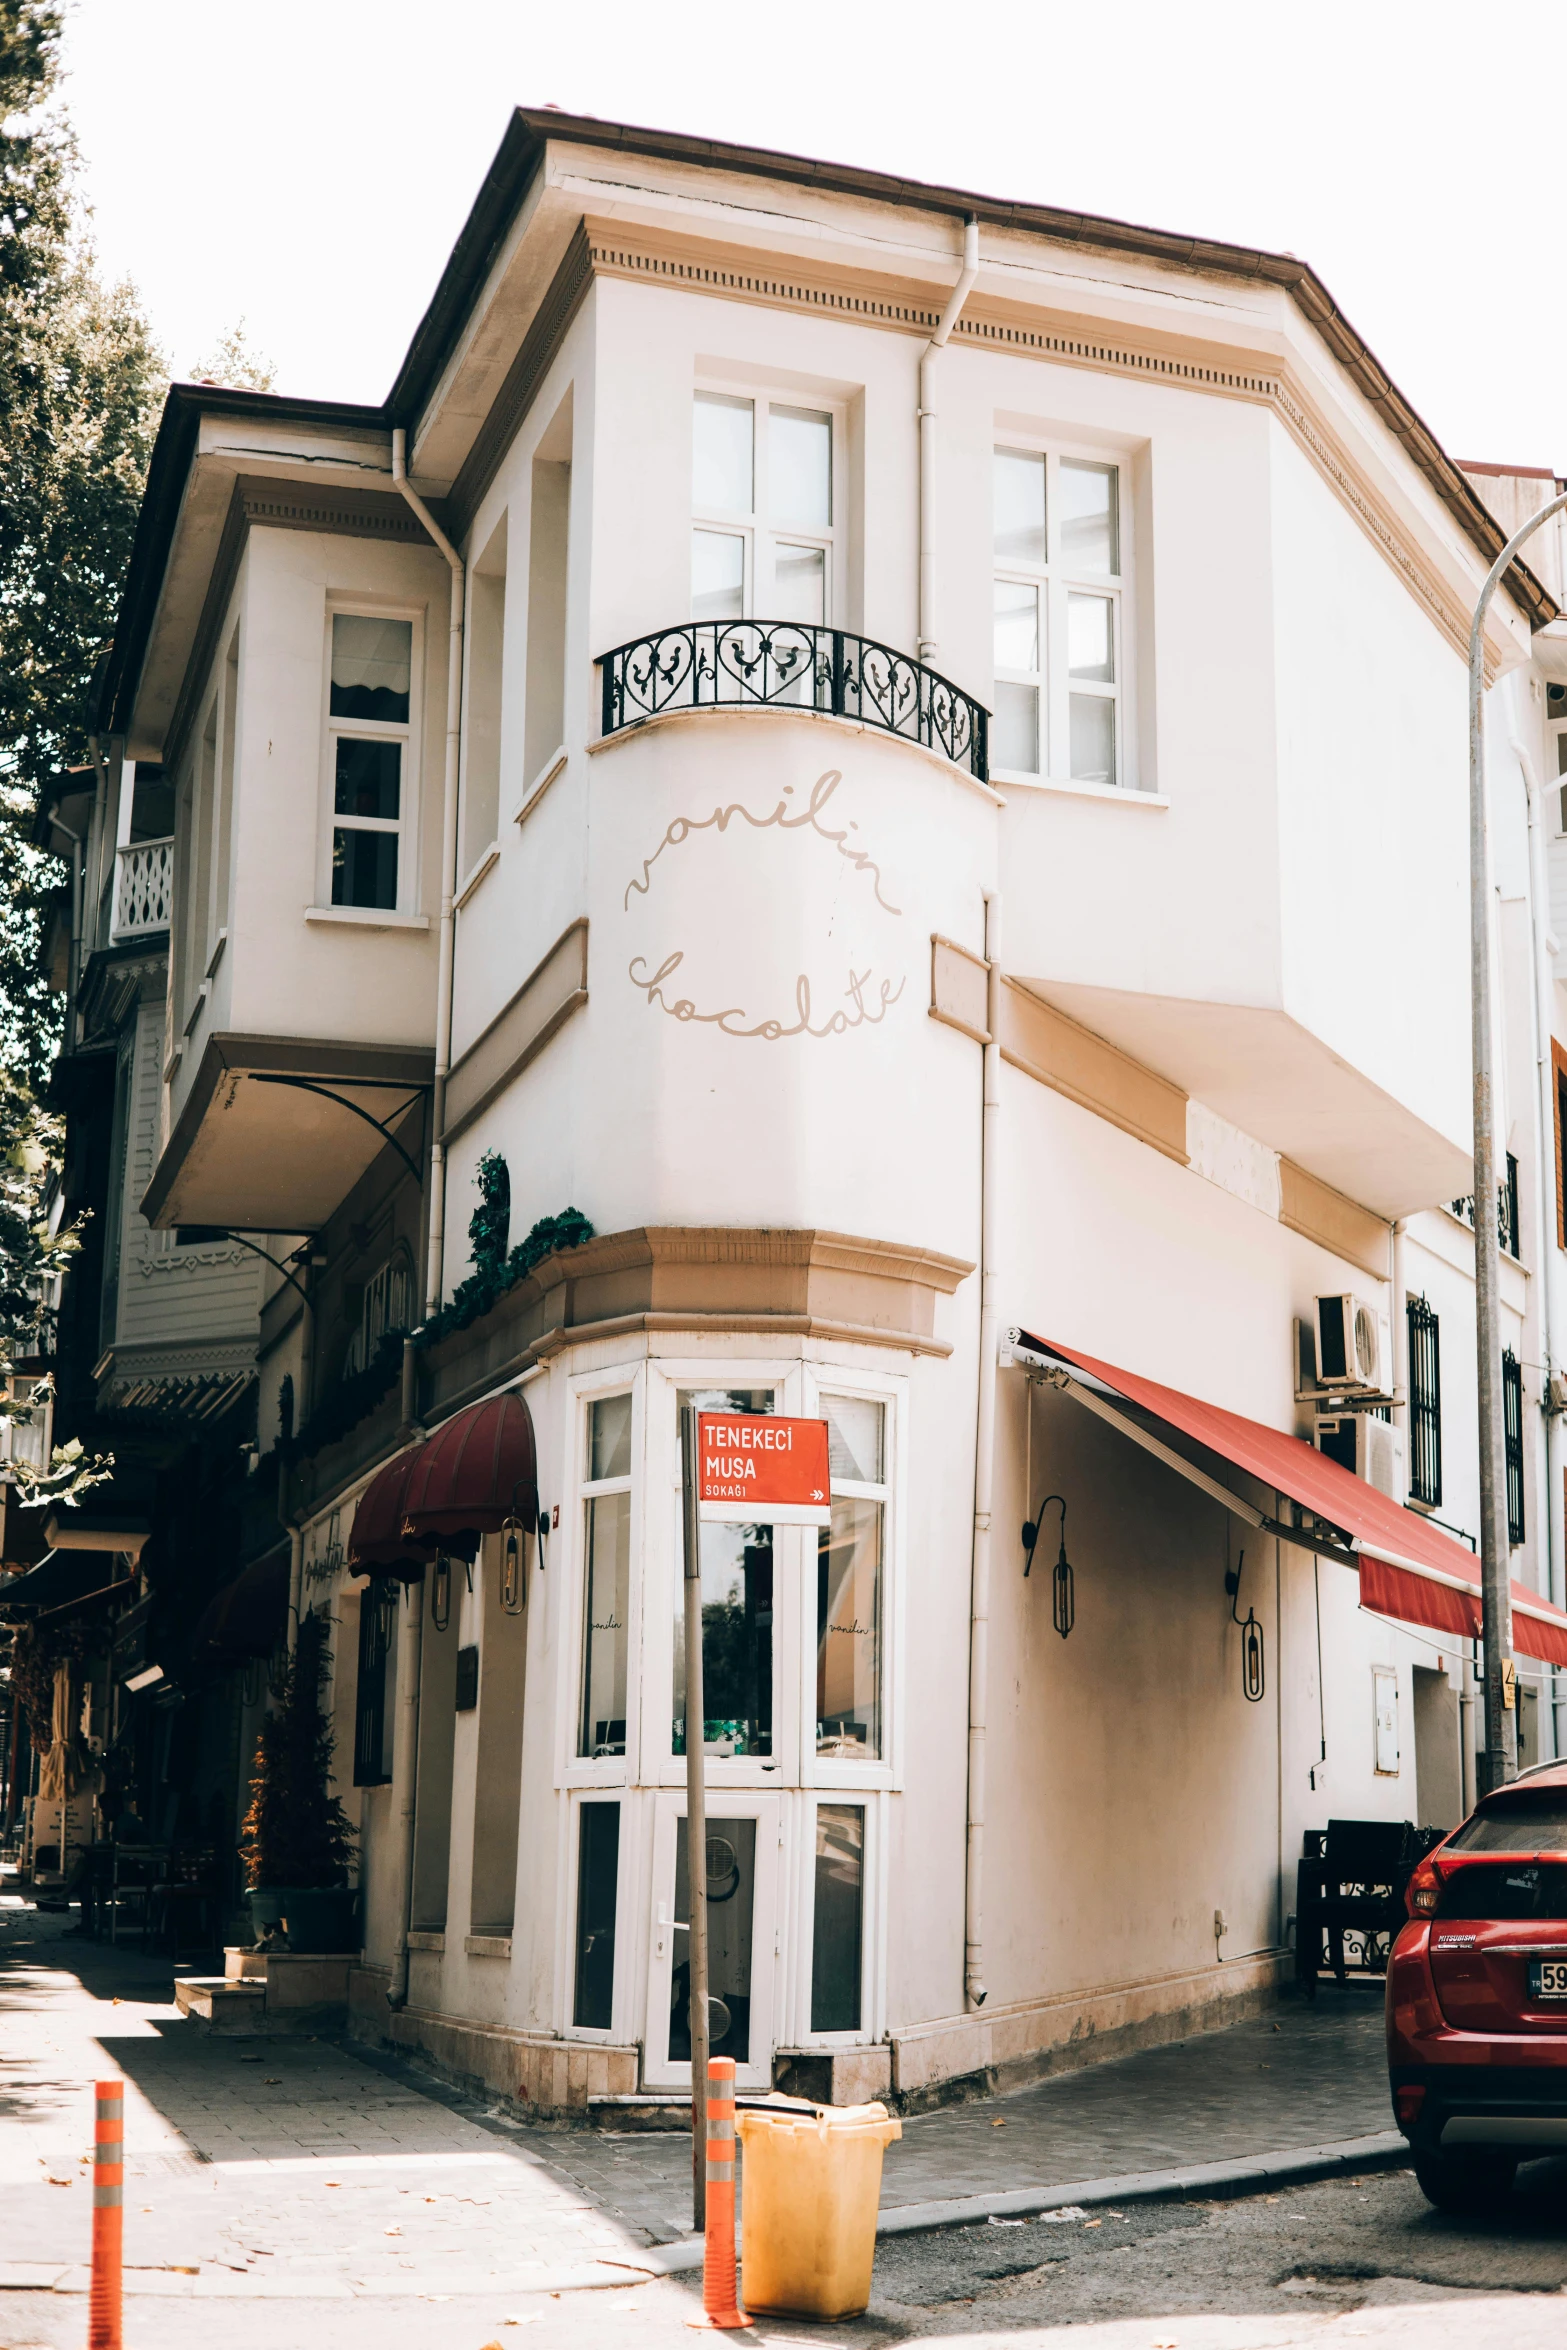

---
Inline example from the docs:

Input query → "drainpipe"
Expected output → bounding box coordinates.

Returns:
[390,427,465,1320]
[918,218,980,667]
[1508,709,1564,1752]
[87,733,110,958]
[965,889,1001,2011]
[386,1574,425,2009]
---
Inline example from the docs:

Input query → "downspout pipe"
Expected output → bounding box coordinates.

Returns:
[386,1574,425,2009]
[965,889,1001,2011]
[919,218,980,668]
[390,427,465,1321]
[1508,710,1564,1752]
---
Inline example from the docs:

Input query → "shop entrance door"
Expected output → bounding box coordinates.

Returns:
[645,1793,778,2091]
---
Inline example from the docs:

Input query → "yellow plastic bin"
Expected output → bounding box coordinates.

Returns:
[734,2100,901,2320]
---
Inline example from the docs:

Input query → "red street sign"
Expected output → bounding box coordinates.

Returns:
[697,1412,831,1527]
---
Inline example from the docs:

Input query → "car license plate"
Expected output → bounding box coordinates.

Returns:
[1529,1960,1567,2000]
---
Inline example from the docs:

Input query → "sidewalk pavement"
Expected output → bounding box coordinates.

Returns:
[0,1890,1398,2341]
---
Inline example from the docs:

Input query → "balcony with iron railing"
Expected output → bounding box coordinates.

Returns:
[111,836,174,940]
[597,620,989,781]
[1449,1151,1521,1261]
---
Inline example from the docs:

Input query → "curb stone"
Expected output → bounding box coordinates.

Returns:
[0,2130,1410,2300]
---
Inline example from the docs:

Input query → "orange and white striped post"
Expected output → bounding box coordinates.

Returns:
[89,2077,124,2350]
[688,2055,752,2331]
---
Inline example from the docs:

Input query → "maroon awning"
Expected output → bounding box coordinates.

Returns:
[192,1544,290,1664]
[399,1391,538,1561]
[345,1444,426,1579]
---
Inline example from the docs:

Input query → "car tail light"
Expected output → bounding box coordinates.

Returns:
[1407,1859,1442,1917]
[1395,2085,1426,2126]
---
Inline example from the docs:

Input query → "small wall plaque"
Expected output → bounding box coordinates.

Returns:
[455,1644,479,1711]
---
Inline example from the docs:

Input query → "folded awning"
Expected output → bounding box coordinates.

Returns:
[399,1390,538,1563]
[191,1543,290,1665]
[345,1444,427,1580]
[1010,1330,1567,1670]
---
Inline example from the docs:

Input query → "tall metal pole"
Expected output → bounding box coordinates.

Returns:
[680,1404,710,2232]
[1468,487,1567,1793]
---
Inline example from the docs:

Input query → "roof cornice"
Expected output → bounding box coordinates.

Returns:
[399,106,1553,630]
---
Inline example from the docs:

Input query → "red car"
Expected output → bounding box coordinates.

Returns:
[1389,1760,1567,2211]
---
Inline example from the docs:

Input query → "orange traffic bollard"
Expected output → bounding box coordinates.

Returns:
[89,2078,124,2350]
[688,2055,752,2330]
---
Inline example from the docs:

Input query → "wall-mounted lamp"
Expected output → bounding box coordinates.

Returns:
[500,1516,526,1615]
[1226,1550,1265,1702]
[430,1556,451,1633]
[536,1506,550,1573]
[1023,1493,1074,1638]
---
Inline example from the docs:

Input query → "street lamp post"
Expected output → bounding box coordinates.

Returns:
[1469,486,1567,1793]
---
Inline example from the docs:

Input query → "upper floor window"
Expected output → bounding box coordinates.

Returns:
[328,613,413,911]
[1406,1294,1441,1510]
[342,1249,413,1379]
[692,392,835,627]
[993,447,1123,787]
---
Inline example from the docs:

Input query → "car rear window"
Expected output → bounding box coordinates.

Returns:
[1444,1792,1567,1855]
[1435,1861,1567,1920]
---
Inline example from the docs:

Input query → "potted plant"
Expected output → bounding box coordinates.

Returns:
[239,1605,358,1951]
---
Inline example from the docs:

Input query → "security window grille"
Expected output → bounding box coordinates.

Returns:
[1503,1153,1521,1261]
[1504,1349,1526,1548]
[353,1583,395,1786]
[1406,1296,1442,1509]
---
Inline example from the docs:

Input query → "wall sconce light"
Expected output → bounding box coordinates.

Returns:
[1023,1493,1074,1638]
[1227,1550,1265,1702]
[536,1506,550,1572]
[430,1556,451,1633]
[501,1516,526,1615]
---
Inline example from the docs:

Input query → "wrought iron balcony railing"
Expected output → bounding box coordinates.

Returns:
[598,620,989,781]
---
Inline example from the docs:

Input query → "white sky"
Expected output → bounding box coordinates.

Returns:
[59,0,1567,472]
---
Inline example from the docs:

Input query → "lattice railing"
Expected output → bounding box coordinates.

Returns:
[112,837,174,937]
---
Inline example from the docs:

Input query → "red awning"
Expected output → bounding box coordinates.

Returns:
[1014,1331,1567,1670]
[345,1444,426,1579]
[399,1390,538,1561]
[192,1544,290,1664]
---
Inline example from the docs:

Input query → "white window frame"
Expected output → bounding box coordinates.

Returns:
[691,383,844,627]
[1547,678,1567,829]
[804,1371,904,1793]
[319,601,424,915]
[790,1789,886,2052]
[645,1359,806,1792]
[558,1368,643,1789]
[991,443,1130,793]
[558,1787,631,2044]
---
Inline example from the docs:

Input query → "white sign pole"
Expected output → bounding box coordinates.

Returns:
[680,1402,710,2232]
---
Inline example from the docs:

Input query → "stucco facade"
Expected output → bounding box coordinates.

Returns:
[67,111,1567,2109]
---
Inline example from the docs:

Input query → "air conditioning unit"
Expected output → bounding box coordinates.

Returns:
[1315,1412,1404,1501]
[1314,1294,1389,1394]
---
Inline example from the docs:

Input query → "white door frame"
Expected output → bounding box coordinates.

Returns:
[644,1786,780,2091]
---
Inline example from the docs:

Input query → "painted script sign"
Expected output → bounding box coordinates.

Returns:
[697,1412,831,1527]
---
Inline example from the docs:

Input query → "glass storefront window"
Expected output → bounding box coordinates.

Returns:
[573,1801,620,2028]
[811,1803,864,2032]
[579,1394,632,1759]
[816,1397,887,1758]
[673,1389,774,1758]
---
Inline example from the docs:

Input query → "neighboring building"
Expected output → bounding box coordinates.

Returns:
[6,760,282,1891]
[45,110,1567,2105]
